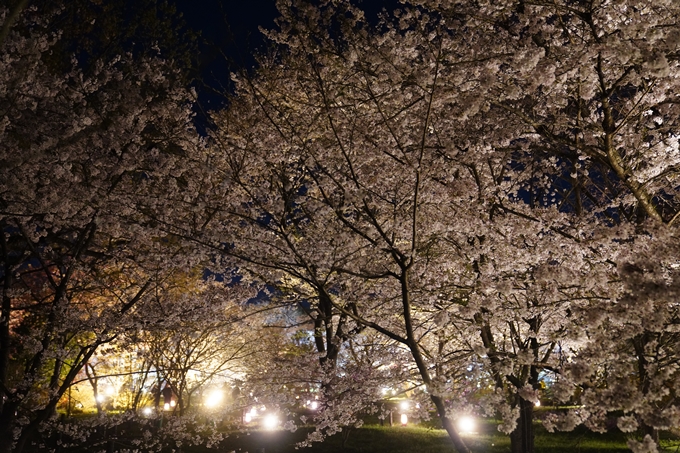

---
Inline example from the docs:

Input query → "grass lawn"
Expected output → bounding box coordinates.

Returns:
[183,420,680,453]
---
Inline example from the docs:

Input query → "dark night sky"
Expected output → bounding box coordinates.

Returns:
[173,0,401,106]
[173,0,279,105]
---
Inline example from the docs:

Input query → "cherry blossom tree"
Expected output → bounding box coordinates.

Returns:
[198,1,680,453]
[193,2,589,452]
[0,5,198,452]
[404,2,680,451]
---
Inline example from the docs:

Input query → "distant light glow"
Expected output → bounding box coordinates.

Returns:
[143,407,152,416]
[263,413,280,430]
[170,400,176,407]
[96,394,106,403]
[458,416,476,433]
[310,401,319,410]
[535,400,541,407]
[245,413,252,423]
[399,401,409,411]
[205,389,224,408]
[164,403,170,411]
[400,414,408,425]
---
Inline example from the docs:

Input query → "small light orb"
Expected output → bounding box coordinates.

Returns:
[310,401,319,410]
[399,401,409,411]
[164,403,170,411]
[535,400,541,407]
[143,407,152,416]
[170,400,176,407]
[400,414,408,425]
[96,394,106,403]
[244,413,252,423]
[263,413,280,430]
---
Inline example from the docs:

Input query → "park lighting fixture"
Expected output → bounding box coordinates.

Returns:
[143,407,152,416]
[310,401,319,410]
[204,389,224,408]
[399,401,409,411]
[96,394,106,404]
[170,400,176,408]
[164,402,170,411]
[400,414,408,425]
[245,412,252,423]
[535,400,541,407]
[263,413,280,430]
[458,416,476,434]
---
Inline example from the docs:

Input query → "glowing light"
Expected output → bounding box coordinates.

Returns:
[535,400,541,407]
[381,388,389,395]
[263,413,280,430]
[399,401,409,411]
[400,414,408,425]
[245,413,252,423]
[310,401,319,410]
[458,416,476,434]
[96,394,106,403]
[170,400,176,407]
[164,403,170,411]
[204,389,224,408]
[250,407,258,416]
[143,407,152,416]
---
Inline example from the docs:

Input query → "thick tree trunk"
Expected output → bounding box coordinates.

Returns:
[510,396,535,453]
[0,402,19,453]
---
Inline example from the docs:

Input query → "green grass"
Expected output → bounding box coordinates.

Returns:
[187,421,647,453]
[29,416,680,452]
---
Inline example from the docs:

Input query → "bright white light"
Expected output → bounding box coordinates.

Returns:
[249,407,258,416]
[245,413,252,423]
[104,386,116,396]
[204,389,224,408]
[381,388,389,395]
[458,416,476,433]
[143,407,152,416]
[96,394,106,403]
[170,400,176,407]
[310,401,319,410]
[263,413,280,430]
[164,403,170,411]
[400,414,408,425]
[535,400,541,407]
[399,401,409,411]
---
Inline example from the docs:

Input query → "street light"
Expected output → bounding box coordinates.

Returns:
[263,413,280,430]
[204,389,224,408]
[458,416,476,434]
